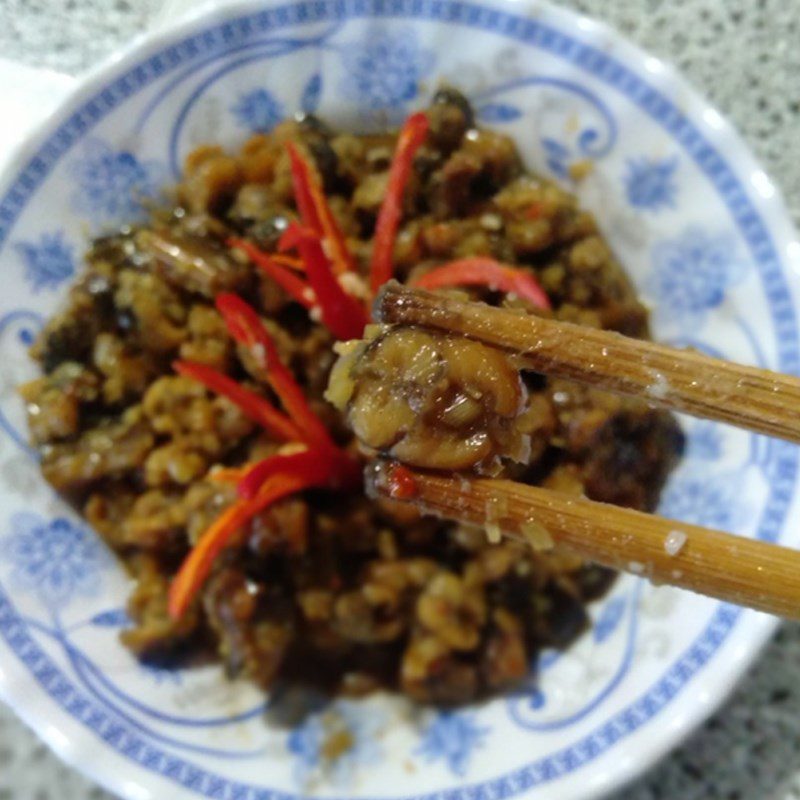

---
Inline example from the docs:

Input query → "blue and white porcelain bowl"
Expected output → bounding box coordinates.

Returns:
[1,2,798,799]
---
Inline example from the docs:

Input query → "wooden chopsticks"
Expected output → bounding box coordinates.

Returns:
[368,463,800,619]
[370,282,800,618]
[375,282,800,444]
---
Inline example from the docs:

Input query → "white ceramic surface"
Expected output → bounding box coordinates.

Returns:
[0,2,798,799]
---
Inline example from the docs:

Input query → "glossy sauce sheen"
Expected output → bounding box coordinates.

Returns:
[21,91,682,704]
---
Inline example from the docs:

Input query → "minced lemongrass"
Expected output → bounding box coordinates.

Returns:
[521,519,554,551]
[485,522,502,544]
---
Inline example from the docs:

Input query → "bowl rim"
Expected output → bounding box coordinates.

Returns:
[0,1,796,799]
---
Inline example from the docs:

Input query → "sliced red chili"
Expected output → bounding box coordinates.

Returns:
[168,467,321,620]
[270,253,305,272]
[228,238,314,309]
[173,359,301,443]
[278,221,308,253]
[285,147,321,230]
[370,112,429,294]
[291,227,369,340]
[207,465,251,484]
[287,143,355,274]
[237,447,361,500]
[215,293,336,448]
[276,220,368,338]
[412,257,551,310]
[168,447,363,619]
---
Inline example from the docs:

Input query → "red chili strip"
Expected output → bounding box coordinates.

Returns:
[278,221,308,253]
[412,257,551,311]
[168,467,323,620]
[277,220,367,335]
[229,238,314,309]
[207,465,251,483]
[215,293,336,448]
[370,112,430,294]
[173,360,301,442]
[237,447,361,500]
[168,449,363,619]
[286,143,355,275]
[269,253,305,272]
[292,227,369,340]
[285,145,321,232]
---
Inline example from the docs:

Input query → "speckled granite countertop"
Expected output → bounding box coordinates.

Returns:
[1,1,800,798]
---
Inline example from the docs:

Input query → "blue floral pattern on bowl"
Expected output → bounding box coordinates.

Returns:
[300,73,323,115]
[231,88,285,133]
[0,1,797,799]
[87,607,130,628]
[624,156,679,211]
[14,231,75,292]
[476,102,524,124]
[470,76,618,180]
[542,137,573,179]
[658,470,747,531]
[4,514,109,606]
[649,226,747,329]
[685,420,724,461]
[69,139,164,227]
[416,711,488,776]
[140,662,184,686]
[340,29,434,111]
[287,700,384,787]
[593,595,627,644]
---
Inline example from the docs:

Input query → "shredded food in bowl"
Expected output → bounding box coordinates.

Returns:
[21,88,683,704]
